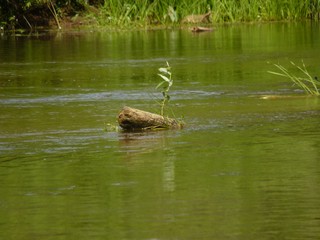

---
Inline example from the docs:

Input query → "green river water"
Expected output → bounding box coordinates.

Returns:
[1,22,320,239]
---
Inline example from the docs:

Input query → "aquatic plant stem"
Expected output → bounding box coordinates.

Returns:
[268,60,320,96]
[157,61,173,116]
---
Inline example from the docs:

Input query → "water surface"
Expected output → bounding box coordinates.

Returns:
[1,22,320,239]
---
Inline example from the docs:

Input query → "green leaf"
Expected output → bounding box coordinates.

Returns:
[267,71,287,77]
[168,6,178,22]
[158,73,170,83]
[156,81,165,89]
[158,67,169,74]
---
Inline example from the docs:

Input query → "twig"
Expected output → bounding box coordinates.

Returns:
[47,0,62,30]
[23,15,33,30]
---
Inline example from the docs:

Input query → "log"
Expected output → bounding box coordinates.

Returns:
[191,26,214,32]
[118,106,182,130]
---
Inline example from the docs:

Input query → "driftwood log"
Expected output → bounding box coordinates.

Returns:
[118,106,182,130]
[191,26,214,32]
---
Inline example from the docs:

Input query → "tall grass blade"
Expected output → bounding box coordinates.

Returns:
[268,61,319,96]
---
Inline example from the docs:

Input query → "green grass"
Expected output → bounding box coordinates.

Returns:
[268,61,320,96]
[1,0,319,30]
[95,0,320,28]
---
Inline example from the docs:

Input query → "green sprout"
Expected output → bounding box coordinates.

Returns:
[156,61,173,116]
[268,60,320,96]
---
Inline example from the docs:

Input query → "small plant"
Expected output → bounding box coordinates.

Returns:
[108,61,183,132]
[156,61,173,116]
[268,60,320,96]
[104,122,119,132]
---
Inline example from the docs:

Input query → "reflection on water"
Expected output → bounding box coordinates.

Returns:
[118,131,177,193]
[1,22,320,239]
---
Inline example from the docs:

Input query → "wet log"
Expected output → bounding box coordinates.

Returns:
[118,106,182,130]
[191,26,214,32]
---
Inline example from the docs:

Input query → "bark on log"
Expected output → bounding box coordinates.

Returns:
[118,106,182,130]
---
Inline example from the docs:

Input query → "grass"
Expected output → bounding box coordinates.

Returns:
[96,0,320,28]
[1,0,319,30]
[268,61,320,96]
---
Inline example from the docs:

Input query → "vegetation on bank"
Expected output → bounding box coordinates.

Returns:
[1,0,320,30]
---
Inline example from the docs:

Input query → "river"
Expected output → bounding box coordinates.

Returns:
[1,22,320,239]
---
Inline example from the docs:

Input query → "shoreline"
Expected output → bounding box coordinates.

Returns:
[1,19,317,35]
